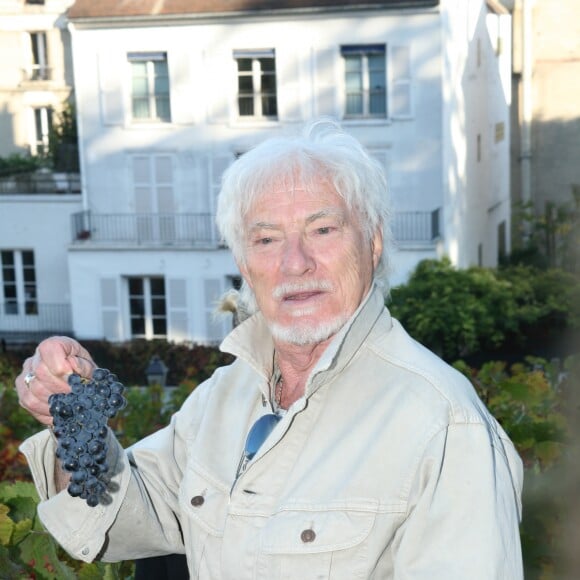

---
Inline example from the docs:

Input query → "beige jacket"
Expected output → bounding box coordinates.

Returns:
[21,287,524,579]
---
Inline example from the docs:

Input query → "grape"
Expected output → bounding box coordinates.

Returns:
[49,367,127,507]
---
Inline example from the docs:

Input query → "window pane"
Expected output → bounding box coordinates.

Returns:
[262,96,277,116]
[346,94,363,115]
[129,278,143,295]
[150,277,165,295]
[261,74,276,92]
[132,77,149,96]
[2,268,15,283]
[259,58,275,72]
[152,317,167,336]
[370,91,387,115]
[1,251,14,266]
[131,317,145,335]
[344,56,361,73]
[155,97,171,121]
[237,58,252,72]
[152,298,166,315]
[345,72,362,92]
[238,97,254,116]
[238,76,253,93]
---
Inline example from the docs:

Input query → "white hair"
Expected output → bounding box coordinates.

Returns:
[216,118,393,314]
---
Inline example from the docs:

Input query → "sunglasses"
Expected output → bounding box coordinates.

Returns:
[235,413,281,480]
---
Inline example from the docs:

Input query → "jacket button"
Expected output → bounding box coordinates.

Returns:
[300,529,316,543]
[191,495,205,507]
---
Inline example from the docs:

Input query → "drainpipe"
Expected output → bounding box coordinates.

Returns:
[520,0,533,211]
[67,21,89,214]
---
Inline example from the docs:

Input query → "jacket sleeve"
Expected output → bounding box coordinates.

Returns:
[20,376,215,563]
[392,421,524,579]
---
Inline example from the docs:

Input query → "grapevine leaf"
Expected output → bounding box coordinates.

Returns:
[0,544,25,579]
[17,529,77,580]
[11,517,33,545]
[0,481,39,503]
[0,504,14,546]
[6,495,37,522]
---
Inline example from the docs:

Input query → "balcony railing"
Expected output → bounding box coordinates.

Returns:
[392,208,441,243]
[0,172,81,195]
[72,211,220,246]
[71,208,441,247]
[21,65,52,82]
[0,302,73,339]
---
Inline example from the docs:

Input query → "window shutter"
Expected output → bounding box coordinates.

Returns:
[100,278,122,341]
[167,278,189,342]
[168,50,198,125]
[204,278,224,343]
[390,45,412,118]
[210,154,234,242]
[204,50,234,124]
[98,51,124,126]
[314,48,338,118]
[277,48,303,122]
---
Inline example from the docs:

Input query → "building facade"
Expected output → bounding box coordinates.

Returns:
[0,0,512,345]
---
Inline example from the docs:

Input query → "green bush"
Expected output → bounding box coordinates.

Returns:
[388,258,579,362]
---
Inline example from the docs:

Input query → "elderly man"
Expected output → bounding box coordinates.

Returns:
[16,120,523,579]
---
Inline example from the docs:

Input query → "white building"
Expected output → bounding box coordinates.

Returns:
[0,0,511,345]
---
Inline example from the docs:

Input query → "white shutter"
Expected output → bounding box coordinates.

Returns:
[204,278,224,343]
[314,48,338,118]
[98,51,124,126]
[204,50,234,124]
[209,154,234,243]
[167,278,189,342]
[100,278,122,341]
[276,48,303,122]
[390,45,412,119]
[168,50,197,125]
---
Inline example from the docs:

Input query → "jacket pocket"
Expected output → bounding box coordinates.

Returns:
[179,461,230,578]
[257,501,378,580]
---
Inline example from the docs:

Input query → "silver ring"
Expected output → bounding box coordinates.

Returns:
[24,372,35,389]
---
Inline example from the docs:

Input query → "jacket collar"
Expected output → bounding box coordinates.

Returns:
[220,285,390,399]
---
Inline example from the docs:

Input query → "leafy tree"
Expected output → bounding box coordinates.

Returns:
[388,258,579,362]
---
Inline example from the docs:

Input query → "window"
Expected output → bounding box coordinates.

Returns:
[33,106,53,155]
[341,45,386,118]
[1,250,37,315]
[128,52,171,122]
[128,276,167,339]
[235,50,277,118]
[29,32,49,80]
[26,0,45,4]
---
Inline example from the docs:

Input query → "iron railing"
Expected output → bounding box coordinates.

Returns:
[71,208,442,247]
[0,302,73,336]
[71,211,220,246]
[392,208,441,243]
[0,172,81,195]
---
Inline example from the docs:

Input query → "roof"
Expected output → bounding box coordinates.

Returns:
[68,0,439,20]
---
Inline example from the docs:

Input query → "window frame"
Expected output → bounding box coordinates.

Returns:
[127,51,171,123]
[29,31,49,81]
[234,49,278,120]
[1,250,37,316]
[127,275,167,340]
[341,44,387,119]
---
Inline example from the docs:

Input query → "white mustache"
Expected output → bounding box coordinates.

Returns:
[273,280,333,300]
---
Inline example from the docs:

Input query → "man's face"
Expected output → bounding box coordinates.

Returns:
[239,180,382,346]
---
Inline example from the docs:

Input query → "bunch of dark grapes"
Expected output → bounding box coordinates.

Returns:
[49,367,127,507]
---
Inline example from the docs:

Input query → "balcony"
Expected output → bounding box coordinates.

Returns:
[0,302,73,344]
[21,65,52,83]
[71,209,441,247]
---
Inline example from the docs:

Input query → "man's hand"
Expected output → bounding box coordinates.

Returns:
[15,336,96,426]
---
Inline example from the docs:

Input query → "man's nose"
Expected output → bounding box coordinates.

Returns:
[280,235,315,275]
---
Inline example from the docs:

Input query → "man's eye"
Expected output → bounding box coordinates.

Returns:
[317,227,332,235]
[258,237,273,245]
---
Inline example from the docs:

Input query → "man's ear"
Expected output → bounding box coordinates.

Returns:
[371,229,383,270]
[236,259,253,290]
